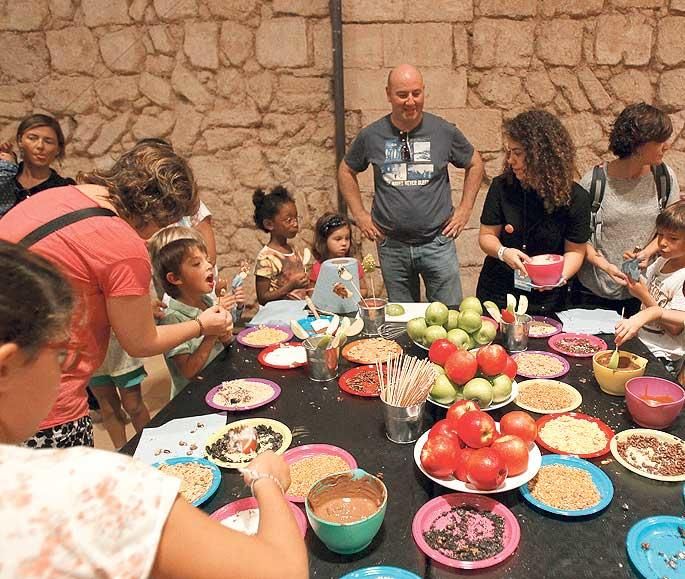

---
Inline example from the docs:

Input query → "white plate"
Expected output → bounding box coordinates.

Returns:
[384,302,429,323]
[610,428,685,482]
[413,424,542,494]
[514,379,582,414]
[428,381,519,412]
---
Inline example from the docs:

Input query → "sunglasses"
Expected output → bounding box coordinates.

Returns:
[400,132,412,162]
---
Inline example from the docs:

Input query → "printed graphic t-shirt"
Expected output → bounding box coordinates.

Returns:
[254,245,310,300]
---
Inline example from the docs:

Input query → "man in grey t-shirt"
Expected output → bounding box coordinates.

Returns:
[338,64,484,305]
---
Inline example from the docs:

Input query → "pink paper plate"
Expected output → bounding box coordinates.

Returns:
[412,493,520,570]
[547,333,608,358]
[205,378,281,411]
[237,325,293,348]
[512,350,570,379]
[528,316,562,338]
[282,444,358,502]
[210,496,307,537]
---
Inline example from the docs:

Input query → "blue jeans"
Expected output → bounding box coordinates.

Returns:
[378,235,462,306]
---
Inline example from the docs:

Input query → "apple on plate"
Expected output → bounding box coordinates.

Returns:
[424,325,448,347]
[406,317,427,342]
[460,296,483,316]
[425,302,449,327]
[491,374,513,403]
[444,309,460,331]
[446,399,479,426]
[466,448,508,490]
[473,319,498,345]
[430,374,458,404]
[446,328,470,350]
[462,377,493,408]
[457,410,497,448]
[491,434,529,476]
[458,309,482,334]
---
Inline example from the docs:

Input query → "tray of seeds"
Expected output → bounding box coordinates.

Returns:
[547,333,607,358]
[536,412,614,458]
[529,316,562,338]
[515,379,582,414]
[519,454,613,517]
[153,456,221,507]
[412,493,520,570]
[512,351,570,379]
[205,418,292,468]
[237,324,293,348]
[610,429,685,482]
[205,378,281,411]
[338,365,385,397]
[282,443,357,502]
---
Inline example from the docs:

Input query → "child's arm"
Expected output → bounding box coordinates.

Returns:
[170,334,220,380]
[616,306,685,345]
[255,272,308,305]
[625,276,657,307]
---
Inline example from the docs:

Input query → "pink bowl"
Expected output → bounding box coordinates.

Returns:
[525,254,564,286]
[625,376,685,430]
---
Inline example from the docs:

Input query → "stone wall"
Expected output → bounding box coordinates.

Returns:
[2,0,685,306]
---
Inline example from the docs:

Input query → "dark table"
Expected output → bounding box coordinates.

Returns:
[123,333,684,578]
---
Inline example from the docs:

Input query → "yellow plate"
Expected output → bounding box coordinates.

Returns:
[515,379,582,414]
[205,418,292,469]
[610,428,685,482]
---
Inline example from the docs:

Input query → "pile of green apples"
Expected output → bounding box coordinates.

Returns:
[406,297,497,351]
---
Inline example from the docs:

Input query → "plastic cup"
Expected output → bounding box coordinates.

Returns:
[359,298,387,336]
[303,335,339,382]
[381,400,425,444]
[500,313,532,352]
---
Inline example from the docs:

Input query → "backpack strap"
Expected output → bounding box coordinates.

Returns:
[589,164,607,246]
[651,162,670,211]
[19,207,116,248]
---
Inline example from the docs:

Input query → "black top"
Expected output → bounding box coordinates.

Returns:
[476,175,591,313]
[13,162,75,204]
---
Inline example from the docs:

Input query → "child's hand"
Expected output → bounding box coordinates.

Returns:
[219,331,234,345]
[197,305,231,336]
[625,276,649,301]
[243,450,291,494]
[0,142,17,164]
[152,299,167,321]
[233,286,246,306]
[285,270,309,290]
[615,318,641,346]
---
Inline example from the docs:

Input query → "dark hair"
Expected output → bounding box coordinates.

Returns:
[0,241,73,357]
[656,200,685,234]
[503,109,576,212]
[313,212,353,261]
[17,113,67,160]
[77,141,198,230]
[252,186,295,232]
[136,137,173,149]
[609,103,673,159]
[155,237,207,298]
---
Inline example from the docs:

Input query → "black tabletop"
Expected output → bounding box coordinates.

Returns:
[122,333,685,578]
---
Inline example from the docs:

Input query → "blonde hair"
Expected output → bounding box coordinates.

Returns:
[148,226,205,298]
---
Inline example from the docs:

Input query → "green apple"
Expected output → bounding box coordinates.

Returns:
[466,334,477,351]
[458,309,482,334]
[463,377,494,408]
[447,328,470,350]
[425,301,449,326]
[460,296,483,316]
[386,303,406,316]
[444,309,460,331]
[406,317,427,342]
[473,320,497,345]
[430,374,457,403]
[432,363,446,375]
[424,324,448,346]
[491,374,513,403]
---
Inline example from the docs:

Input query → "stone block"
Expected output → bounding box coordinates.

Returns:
[149,26,176,55]
[0,100,32,119]
[478,0,536,17]
[71,114,103,153]
[564,112,604,147]
[246,71,275,111]
[205,101,261,127]
[472,19,535,68]
[171,63,214,106]
[657,17,685,66]
[405,0,473,22]
[170,104,203,154]
[184,22,219,70]
[153,0,198,21]
[0,32,49,82]
[609,69,654,104]
[95,76,141,110]
[343,25,383,69]
[220,22,254,67]
[475,72,522,107]
[594,15,652,66]
[454,26,469,66]
[129,0,148,21]
[46,28,97,75]
[81,0,129,26]
[674,0,685,13]
[524,69,557,106]
[232,145,275,188]
[145,55,175,76]
[203,127,254,152]
[345,69,389,110]
[658,69,685,109]
[577,67,612,111]
[216,69,247,105]
[99,28,147,74]
[88,113,130,156]
[273,75,332,113]
[576,147,603,176]
[34,76,96,114]
[281,143,336,189]
[205,0,257,20]
[664,150,685,188]
[343,0,403,23]
[139,73,173,108]
[312,19,332,71]
[536,19,584,66]
[609,0,663,6]
[132,111,175,140]
[0,1,49,31]
[549,68,591,111]
[273,0,328,16]
[256,17,308,68]
[189,155,234,191]
[540,0,604,16]
[459,264,481,298]
[441,108,503,152]
[262,113,307,139]
[49,0,75,20]
[419,68,466,109]
[382,23,453,67]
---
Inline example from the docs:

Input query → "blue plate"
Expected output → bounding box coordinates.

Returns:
[296,315,334,336]
[153,456,221,507]
[520,454,613,517]
[627,516,685,578]
[340,567,421,579]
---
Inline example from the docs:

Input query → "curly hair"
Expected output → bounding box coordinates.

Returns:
[609,103,672,159]
[503,110,576,213]
[76,142,198,230]
[252,185,295,232]
[17,113,68,160]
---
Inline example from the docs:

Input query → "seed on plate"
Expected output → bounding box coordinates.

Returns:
[158,462,214,503]
[538,416,608,455]
[288,455,351,497]
[179,440,187,446]
[528,464,601,510]
[615,434,685,477]
[515,353,566,377]
[516,380,575,411]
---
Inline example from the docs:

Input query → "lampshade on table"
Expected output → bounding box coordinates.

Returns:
[311,257,361,314]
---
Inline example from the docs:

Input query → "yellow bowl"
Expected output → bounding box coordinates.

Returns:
[592,350,647,396]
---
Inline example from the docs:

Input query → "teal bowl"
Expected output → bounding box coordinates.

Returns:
[305,468,387,554]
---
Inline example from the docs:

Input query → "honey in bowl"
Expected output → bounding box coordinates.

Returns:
[596,352,642,371]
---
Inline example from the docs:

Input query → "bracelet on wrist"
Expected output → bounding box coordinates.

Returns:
[246,471,285,495]
[497,246,508,262]
[194,317,204,337]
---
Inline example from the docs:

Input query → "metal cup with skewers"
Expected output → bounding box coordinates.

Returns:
[340,262,386,336]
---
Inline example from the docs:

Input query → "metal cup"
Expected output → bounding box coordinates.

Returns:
[358,298,387,336]
[500,313,532,352]
[381,400,425,444]
[303,335,339,382]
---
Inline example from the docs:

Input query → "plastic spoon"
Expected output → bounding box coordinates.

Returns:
[608,307,625,370]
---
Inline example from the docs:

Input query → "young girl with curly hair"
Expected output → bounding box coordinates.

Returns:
[476,109,591,314]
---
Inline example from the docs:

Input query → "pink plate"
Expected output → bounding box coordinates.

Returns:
[237,325,293,348]
[205,378,281,411]
[282,444,358,502]
[528,316,562,338]
[548,333,608,358]
[412,493,520,570]
[512,350,570,379]
[210,497,307,537]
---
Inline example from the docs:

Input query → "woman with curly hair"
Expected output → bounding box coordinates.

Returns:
[476,110,591,314]
[572,102,680,315]
[0,141,230,448]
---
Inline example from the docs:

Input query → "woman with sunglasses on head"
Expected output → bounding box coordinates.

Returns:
[476,109,592,315]
[0,141,230,449]
[0,241,308,579]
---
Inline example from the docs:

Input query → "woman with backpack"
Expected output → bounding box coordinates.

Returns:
[571,102,680,315]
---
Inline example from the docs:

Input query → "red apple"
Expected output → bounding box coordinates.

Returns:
[428,419,464,448]
[454,448,474,482]
[420,435,461,479]
[500,411,537,444]
[456,411,497,449]
[476,344,508,377]
[503,356,518,379]
[445,399,480,427]
[491,434,529,476]
[466,448,508,490]
[428,339,458,367]
[444,349,478,385]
